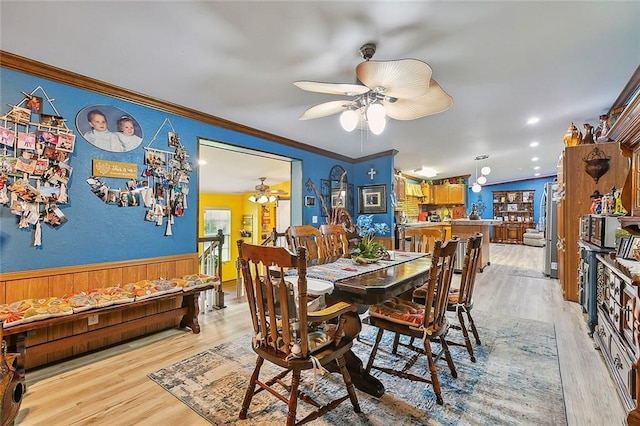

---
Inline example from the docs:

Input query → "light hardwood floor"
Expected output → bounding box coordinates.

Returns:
[16,243,627,425]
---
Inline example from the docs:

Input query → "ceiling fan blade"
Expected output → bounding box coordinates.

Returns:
[383,79,453,120]
[298,100,354,120]
[356,59,432,99]
[293,81,370,96]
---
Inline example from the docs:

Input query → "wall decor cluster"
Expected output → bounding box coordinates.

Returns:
[0,87,75,246]
[84,118,192,236]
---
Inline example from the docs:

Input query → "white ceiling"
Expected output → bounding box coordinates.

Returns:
[1,1,639,194]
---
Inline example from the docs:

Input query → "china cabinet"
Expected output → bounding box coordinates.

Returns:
[491,190,534,244]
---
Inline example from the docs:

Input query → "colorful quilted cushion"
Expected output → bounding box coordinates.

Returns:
[448,288,461,304]
[181,274,219,290]
[63,292,96,313]
[0,297,73,328]
[124,280,164,300]
[97,286,136,304]
[308,323,337,352]
[368,297,426,327]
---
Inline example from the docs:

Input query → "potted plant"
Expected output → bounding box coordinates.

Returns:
[353,215,391,264]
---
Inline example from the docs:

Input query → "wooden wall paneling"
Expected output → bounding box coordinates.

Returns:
[0,281,6,304]
[122,264,148,284]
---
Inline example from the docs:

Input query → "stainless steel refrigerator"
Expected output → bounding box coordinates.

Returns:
[542,182,558,278]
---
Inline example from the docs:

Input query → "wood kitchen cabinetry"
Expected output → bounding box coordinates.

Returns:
[421,183,465,205]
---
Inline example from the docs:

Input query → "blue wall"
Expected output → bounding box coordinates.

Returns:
[0,66,394,273]
[465,176,556,226]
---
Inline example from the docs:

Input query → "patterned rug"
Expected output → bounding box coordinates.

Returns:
[149,311,566,425]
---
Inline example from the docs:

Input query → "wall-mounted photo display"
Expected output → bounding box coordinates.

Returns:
[0,127,15,147]
[358,184,387,214]
[304,196,316,207]
[76,105,143,152]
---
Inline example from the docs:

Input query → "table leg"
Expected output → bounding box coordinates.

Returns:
[325,311,385,397]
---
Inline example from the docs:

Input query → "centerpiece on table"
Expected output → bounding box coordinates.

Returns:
[353,215,391,264]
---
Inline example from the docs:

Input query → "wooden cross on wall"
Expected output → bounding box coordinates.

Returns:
[368,167,376,180]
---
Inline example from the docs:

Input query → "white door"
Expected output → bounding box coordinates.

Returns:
[276,199,291,247]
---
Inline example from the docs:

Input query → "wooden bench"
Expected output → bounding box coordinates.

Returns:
[2,284,213,383]
[0,232,224,374]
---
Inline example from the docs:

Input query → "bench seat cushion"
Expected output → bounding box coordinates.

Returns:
[369,297,429,327]
[181,274,220,290]
[0,297,74,328]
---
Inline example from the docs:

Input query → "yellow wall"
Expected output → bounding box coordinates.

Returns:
[199,192,259,282]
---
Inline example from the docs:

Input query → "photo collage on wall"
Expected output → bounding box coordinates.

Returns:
[84,117,192,236]
[0,87,75,245]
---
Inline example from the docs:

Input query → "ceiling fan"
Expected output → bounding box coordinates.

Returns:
[248,177,288,204]
[294,43,453,135]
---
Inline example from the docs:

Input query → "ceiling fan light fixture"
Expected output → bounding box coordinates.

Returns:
[268,195,277,203]
[367,103,386,135]
[248,195,257,203]
[340,109,359,132]
[257,194,269,204]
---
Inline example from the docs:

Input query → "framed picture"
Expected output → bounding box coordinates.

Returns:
[304,196,315,207]
[331,189,346,209]
[358,184,387,214]
[76,104,143,152]
[617,236,630,257]
[507,203,518,212]
[624,236,640,260]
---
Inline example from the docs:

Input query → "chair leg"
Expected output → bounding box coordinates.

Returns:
[439,336,458,379]
[466,311,481,345]
[336,355,361,413]
[239,356,264,420]
[457,309,476,363]
[365,328,385,373]
[286,369,301,426]
[422,339,444,406]
[392,332,400,354]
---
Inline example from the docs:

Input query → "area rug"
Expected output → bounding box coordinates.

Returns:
[148,311,566,425]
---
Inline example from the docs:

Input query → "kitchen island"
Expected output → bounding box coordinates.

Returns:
[450,219,500,271]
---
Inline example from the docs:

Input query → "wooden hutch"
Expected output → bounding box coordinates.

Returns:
[589,66,640,425]
[491,190,535,244]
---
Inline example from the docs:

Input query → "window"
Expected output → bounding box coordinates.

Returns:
[203,209,231,262]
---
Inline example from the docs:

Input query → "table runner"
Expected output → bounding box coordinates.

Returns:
[286,251,426,283]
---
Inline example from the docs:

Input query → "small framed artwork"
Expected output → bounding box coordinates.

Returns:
[358,184,387,214]
[56,134,76,152]
[617,236,630,258]
[507,203,518,212]
[331,189,346,208]
[624,236,640,260]
[0,127,15,147]
[304,196,316,207]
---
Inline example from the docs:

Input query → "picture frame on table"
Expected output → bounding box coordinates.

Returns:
[623,235,640,260]
[358,184,387,214]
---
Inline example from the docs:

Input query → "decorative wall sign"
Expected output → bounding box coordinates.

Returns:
[92,159,138,179]
[76,105,143,152]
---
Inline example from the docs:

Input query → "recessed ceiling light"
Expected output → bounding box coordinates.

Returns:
[197,159,208,165]
[534,166,540,170]
[413,167,437,178]
[527,117,540,125]
[531,157,539,162]
[530,141,539,147]
[534,172,540,176]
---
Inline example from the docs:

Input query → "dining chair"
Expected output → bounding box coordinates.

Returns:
[237,240,361,425]
[287,225,327,265]
[365,237,460,406]
[444,232,483,362]
[319,223,350,260]
[403,227,445,254]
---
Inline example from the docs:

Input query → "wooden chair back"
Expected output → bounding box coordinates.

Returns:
[422,237,459,331]
[287,225,326,264]
[456,233,483,306]
[236,239,361,423]
[319,224,350,259]
[238,241,311,358]
[404,227,446,254]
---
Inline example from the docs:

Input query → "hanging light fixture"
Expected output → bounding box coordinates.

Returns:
[366,103,387,135]
[472,155,490,193]
[340,109,359,132]
[248,177,283,204]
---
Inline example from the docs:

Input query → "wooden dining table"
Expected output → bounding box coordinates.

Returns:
[302,252,432,397]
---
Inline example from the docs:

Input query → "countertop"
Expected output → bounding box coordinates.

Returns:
[450,219,501,226]
[401,221,451,228]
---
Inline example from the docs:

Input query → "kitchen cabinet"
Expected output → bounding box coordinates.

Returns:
[420,182,432,204]
[427,183,465,205]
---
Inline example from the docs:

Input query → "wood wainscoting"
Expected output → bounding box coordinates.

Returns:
[0,253,198,369]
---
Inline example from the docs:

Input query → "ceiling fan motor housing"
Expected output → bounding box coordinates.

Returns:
[360,43,376,61]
